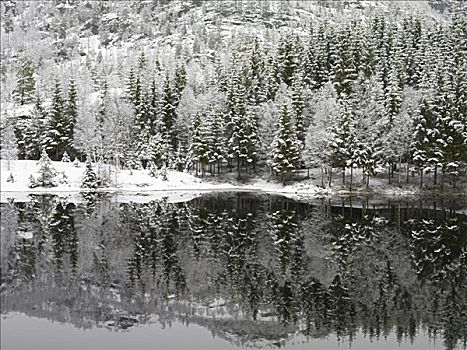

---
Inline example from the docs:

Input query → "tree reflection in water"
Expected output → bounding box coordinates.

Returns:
[1,193,466,349]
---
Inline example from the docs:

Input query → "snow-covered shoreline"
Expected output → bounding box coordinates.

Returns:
[2,160,461,204]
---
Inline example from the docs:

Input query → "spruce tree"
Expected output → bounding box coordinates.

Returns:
[24,93,48,160]
[66,79,78,156]
[291,70,306,145]
[12,56,36,105]
[269,104,301,184]
[277,34,301,86]
[81,160,99,189]
[61,150,71,162]
[31,150,58,188]
[173,64,187,107]
[44,80,68,160]
[330,98,355,187]
[161,75,177,150]
[226,74,258,176]
[208,108,227,174]
[332,28,357,97]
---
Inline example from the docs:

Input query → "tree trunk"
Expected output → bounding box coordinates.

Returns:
[342,167,345,186]
[441,170,445,190]
[366,173,370,189]
[406,161,410,184]
[388,165,391,184]
[350,166,353,192]
[420,169,423,189]
[362,166,365,187]
[433,164,437,185]
[398,155,402,187]
[328,167,332,188]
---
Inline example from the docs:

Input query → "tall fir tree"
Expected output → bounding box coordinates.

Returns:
[66,79,78,156]
[161,75,178,150]
[269,104,301,184]
[12,56,36,105]
[44,80,68,160]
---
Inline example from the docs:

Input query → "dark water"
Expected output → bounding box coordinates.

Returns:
[1,193,466,350]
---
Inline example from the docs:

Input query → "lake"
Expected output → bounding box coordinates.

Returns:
[1,193,466,350]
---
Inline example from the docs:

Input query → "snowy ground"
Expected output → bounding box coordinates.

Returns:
[1,160,447,204]
[0,160,327,203]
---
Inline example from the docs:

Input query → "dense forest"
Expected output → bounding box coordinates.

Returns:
[1,1,466,189]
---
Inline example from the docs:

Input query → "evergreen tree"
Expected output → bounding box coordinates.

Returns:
[332,28,357,97]
[66,79,78,156]
[412,94,434,188]
[291,70,306,145]
[21,93,47,160]
[269,104,301,184]
[188,113,212,176]
[161,75,177,150]
[208,107,227,174]
[81,160,99,189]
[44,80,68,160]
[12,56,36,105]
[173,64,187,107]
[30,150,57,188]
[330,98,355,187]
[61,150,71,162]
[277,34,301,86]
[226,73,259,176]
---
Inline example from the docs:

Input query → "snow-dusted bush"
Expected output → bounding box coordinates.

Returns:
[6,173,14,183]
[57,171,68,184]
[73,158,80,167]
[149,162,168,181]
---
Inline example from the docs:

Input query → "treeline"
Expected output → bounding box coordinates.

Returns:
[5,9,467,188]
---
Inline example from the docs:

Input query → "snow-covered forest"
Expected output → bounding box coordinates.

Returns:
[1,0,466,191]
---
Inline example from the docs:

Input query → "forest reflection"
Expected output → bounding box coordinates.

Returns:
[1,193,466,350]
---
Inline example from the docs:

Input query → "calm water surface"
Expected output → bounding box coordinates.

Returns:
[1,193,466,350]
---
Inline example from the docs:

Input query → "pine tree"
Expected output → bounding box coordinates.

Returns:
[412,94,435,188]
[226,74,258,177]
[247,37,267,105]
[22,93,47,160]
[61,150,71,162]
[161,75,177,150]
[332,28,357,97]
[269,104,301,184]
[81,160,99,189]
[44,80,68,160]
[291,70,306,145]
[277,34,301,86]
[330,98,355,187]
[173,64,187,107]
[208,107,227,174]
[148,132,171,169]
[188,113,213,176]
[65,79,78,156]
[12,56,36,105]
[31,150,57,188]
[385,64,403,125]
[137,51,146,71]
